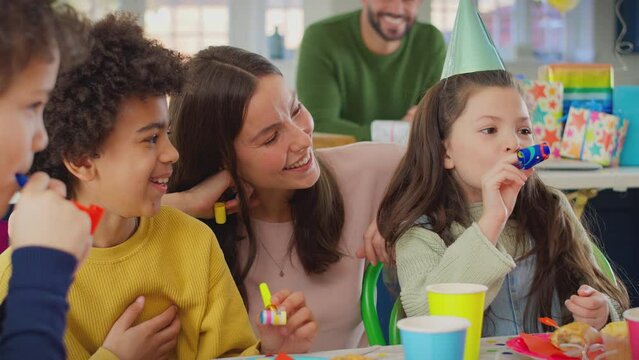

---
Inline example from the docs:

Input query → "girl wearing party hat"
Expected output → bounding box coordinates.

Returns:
[378,0,628,336]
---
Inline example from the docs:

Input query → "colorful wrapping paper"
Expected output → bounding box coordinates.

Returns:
[611,120,629,167]
[519,80,564,158]
[560,107,629,166]
[539,63,614,114]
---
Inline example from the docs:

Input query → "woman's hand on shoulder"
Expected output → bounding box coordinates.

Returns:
[356,219,390,265]
[257,289,317,354]
[162,170,258,219]
[565,284,610,330]
[162,170,233,218]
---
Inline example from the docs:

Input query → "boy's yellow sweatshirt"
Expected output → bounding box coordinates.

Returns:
[0,206,260,359]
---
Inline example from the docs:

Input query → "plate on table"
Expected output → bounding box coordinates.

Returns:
[506,333,578,359]
[537,159,602,171]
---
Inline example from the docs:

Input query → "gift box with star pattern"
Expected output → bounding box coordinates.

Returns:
[560,107,629,166]
[519,80,564,158]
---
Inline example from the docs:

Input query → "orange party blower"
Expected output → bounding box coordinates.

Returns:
[72,201,104,235]
[15,174,103,235]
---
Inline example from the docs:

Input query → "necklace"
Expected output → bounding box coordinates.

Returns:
[258,240,291,277]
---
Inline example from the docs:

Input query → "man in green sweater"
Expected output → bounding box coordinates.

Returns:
[296,0,446,141]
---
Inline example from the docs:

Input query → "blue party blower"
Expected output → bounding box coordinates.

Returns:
[517,142,550,170]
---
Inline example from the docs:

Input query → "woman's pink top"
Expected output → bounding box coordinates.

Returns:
[239,142,404,351]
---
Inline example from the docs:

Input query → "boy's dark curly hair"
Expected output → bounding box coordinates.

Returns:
[32,12,185,196]
[0,0,90,93]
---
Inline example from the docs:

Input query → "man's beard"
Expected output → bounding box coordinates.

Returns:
[367,6,415,41]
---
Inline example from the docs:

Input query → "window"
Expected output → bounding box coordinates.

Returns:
[529,1,566,62]
[430,0,458,43]
[66,0,120,20]
[145,0,229,55]
[265,0,304,59]
[430,0,594,63]
[67,0,229,55]
[477,0,516,62]
[61,0,303,83]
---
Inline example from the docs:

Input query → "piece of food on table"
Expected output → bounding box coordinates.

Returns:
[601,321,631,360]
[550,321,602,348]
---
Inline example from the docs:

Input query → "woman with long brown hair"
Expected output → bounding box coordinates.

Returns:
[166,46,403,351]
[378,69,629,335]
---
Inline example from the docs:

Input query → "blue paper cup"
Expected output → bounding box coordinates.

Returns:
[398,315,470,360]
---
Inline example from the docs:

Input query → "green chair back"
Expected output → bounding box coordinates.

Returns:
[592,244,617,285]
[360,263,402,345]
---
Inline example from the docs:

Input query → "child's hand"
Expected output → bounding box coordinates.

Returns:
[162,170,234,218]
[478,155,533,244]
[9,172,91,263]
[162,170,259,219]
[102,296,181,360]
[565,285,609,330]
[257,290,317,354]
[356,218,390,265]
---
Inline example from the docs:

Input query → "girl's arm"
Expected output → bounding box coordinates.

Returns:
[554,189,623,323]
[396,225,516,317]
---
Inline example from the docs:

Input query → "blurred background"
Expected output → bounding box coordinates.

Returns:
[67,0,639,89]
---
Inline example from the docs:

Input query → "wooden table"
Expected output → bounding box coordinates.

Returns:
[312,132,357,149]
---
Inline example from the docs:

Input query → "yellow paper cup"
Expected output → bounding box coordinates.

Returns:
[427,283,487,360]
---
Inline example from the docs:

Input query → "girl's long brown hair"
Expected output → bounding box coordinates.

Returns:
[378,70,629,330]
[168,46,344,304]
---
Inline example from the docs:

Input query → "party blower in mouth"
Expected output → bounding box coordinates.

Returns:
[516,142,550,170]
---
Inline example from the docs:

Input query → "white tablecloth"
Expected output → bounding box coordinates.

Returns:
[307,337,531,360]
[221,336,534,359]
